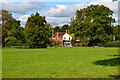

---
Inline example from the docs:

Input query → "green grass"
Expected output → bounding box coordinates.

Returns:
[2,47,119,78]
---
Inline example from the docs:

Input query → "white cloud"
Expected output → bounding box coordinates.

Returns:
[46,17,70,23]
[1,2,44,14]
[17,15,70,27]
[7,0,119,27]
[43,3,86,26]
[44,3,87,17]
[44,0,118,18]
[44,5,72,17]
[46,17,70,27]
[17,15,30,27]
[44,0,119,26]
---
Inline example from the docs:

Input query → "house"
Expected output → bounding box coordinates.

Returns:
[49,32,65,41]
[62,33,72,47]
[49,31,72,47]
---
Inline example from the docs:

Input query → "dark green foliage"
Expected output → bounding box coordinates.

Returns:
[69,5,115,46]
[53,26,61,32]
[0,10,14,47]
[96,43,104,46]
[5,26,26,46]
[104,40,120,47]
[71,40,76,45]
[50,41,63,47]
[25,12,52,48]
[60,24,69,32]
[1,10,52,48]
[53,24,69,33]
[112,25,120,41]
[70,33,76,45]
[0,10,25,47]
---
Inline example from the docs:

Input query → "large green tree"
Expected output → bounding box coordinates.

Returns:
[0,10,13,46]
[53,26,61,32]
[60,24,69,32]
[69,5,115,46]
[5,22,25,46]
[0,10,23,47]
[25,12,52,48]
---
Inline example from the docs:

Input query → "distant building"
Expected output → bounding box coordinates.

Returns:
[49,32,65,41]
[49,31,72,47]
[62,33,72,47]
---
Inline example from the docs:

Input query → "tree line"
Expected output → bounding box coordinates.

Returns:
[0,10,52,48]
[69,5,120,46]
[0,5,119,48]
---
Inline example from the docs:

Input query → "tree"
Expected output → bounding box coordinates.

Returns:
[60,24,69,32]
[0,10,13,25]
[53,26,61,32]
[5,20,24,46]
[0,10,12,46]
[0,10,23,47]
[69,5,115,46]
[25,12,52,48]
[70,33,76,45]
[113,25,120,41]
[45,23,52,38]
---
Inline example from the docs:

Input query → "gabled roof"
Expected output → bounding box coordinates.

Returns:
[62,33,71,37]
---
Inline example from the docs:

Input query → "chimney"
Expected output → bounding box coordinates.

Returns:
[66,30,68,33]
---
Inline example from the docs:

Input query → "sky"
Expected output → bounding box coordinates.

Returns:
[0,0,120,27]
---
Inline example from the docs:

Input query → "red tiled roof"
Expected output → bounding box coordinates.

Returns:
[49,31,71,41]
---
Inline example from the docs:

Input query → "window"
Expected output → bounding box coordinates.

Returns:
[67,43,70,45]
[64,37,66,40]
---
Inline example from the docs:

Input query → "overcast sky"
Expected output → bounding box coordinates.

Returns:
[0,0,119,27]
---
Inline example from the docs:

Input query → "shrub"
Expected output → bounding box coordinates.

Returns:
[97,43,104,47]
[50,41,63,47]
[104,40,120,47]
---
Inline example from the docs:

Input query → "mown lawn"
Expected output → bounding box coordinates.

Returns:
[2,47,119,78]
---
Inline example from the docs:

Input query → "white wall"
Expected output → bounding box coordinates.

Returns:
[62,33,72,41]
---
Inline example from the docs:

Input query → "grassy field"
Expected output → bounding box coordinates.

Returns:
[2,47,119,78]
